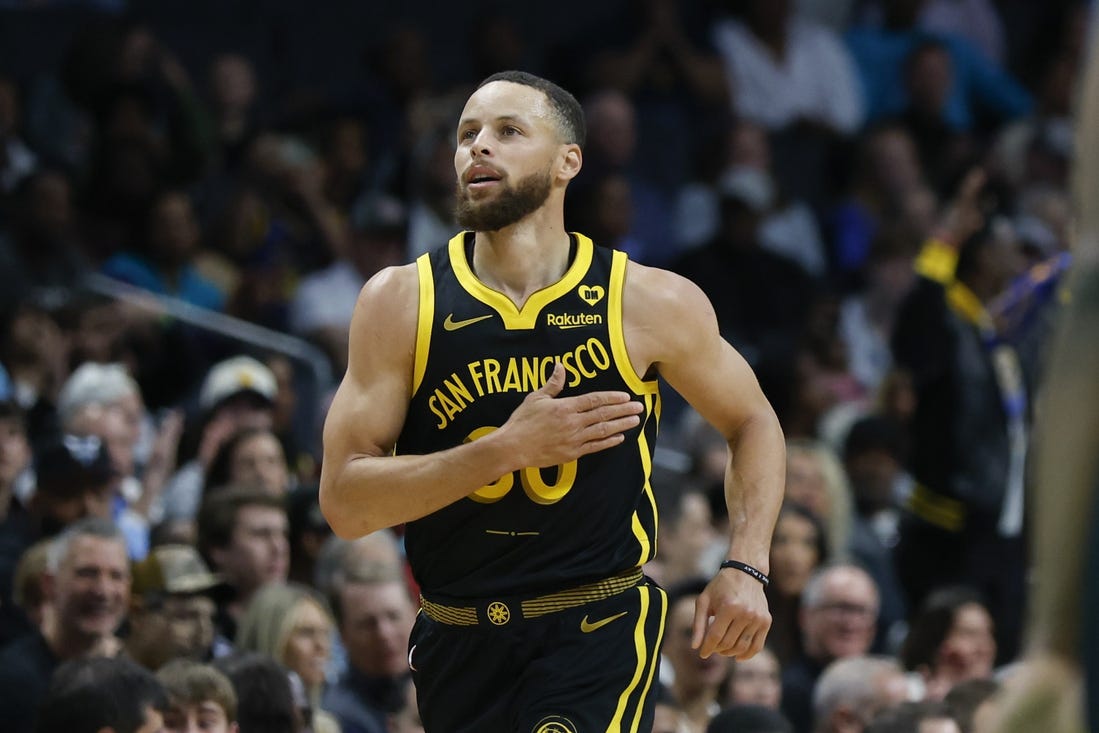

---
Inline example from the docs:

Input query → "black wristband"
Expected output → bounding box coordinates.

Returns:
[719,560,770,587]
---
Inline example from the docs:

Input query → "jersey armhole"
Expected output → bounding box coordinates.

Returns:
[609,251,658,396]
[411,253,435,397]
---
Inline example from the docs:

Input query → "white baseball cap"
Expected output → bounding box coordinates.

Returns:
[199,355,277,412]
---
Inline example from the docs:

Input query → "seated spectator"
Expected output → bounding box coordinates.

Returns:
[845,0,1031,130]
[663,577,730,732]
[36,655,169,733]
[126,543,227,669]
[289,194,407,374]
[707,704,793,733]
[0,400,31,521]
[0,518,131,733]
[0,433,117,646]
[782,564,880,733]
[159,355,278,522]
[865,700,961,733]
[101,189,226,312]
[204,426,293,497]
[196,487,289,642]
[157,658,240,733]
[323,557,417,733]
[710,0,864,135]
[235,582,339,733]
[214,651,301,733]
[942,678,999,733]
[811,655,912,733]
[766,502,828,666]
[901,586,996,700]
[385,678,424,733]
[725,645,783,710]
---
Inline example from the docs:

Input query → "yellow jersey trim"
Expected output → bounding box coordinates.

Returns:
[412,254,435,396]
[630,586,668,733]
[448,231,596,330]
[632,392,658,567]
[607,586,651,732]
[608,250,658,396]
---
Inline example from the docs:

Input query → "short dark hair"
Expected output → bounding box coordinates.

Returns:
[476,70,586,148]
[213,652,299,733]
[36,656,168,733]
[197,486,286,560]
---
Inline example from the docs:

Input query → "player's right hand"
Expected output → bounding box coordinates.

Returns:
[499,362,643,468]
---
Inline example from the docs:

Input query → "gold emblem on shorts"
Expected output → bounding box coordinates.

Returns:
[533,715,577,733]
[486,601,511,625]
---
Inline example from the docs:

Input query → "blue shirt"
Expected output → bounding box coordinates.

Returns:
[845,26,1032,130]
[102,254,225,312]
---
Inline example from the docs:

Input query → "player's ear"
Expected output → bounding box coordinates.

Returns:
[556,144,582,182]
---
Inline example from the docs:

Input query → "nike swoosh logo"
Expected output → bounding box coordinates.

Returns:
[443,313,493,331]
[408,644,417,671]
[580,611,628,633]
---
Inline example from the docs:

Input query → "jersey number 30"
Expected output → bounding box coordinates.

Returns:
[465,426,577,505]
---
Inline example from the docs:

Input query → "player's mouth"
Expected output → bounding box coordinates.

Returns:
[464,165,503,191]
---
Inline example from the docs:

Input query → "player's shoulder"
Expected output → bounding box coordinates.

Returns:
[355,262,420,309]
[622,260,712,313]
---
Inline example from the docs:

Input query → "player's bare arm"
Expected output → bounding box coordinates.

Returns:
[319,264,644,539]
[623,263,785,660]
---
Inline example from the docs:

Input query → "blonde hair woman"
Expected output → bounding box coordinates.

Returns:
[784,438,854,561]
[236,582,340,733]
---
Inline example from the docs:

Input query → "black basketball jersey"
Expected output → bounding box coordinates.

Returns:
[397,232,661,598]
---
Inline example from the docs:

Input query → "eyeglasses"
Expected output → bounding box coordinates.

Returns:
[815,601,877,620]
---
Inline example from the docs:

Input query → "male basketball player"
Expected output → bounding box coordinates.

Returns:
[319,70,785,732]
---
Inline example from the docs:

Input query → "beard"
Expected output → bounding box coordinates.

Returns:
[454,166,553,232]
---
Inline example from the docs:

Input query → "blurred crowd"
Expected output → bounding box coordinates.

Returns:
[0,0,1089,731]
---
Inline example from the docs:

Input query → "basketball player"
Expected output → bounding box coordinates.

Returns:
[319,70,785,732]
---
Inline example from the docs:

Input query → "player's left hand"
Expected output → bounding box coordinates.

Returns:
[691,566,771,660]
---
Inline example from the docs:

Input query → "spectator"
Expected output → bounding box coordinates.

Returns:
[865,700,961,733]
[648,486,722,588]
[101,188,226,312]
[811,655,911,733]
[892,214,1029,662]
[901,586,996,700]
[782,564,880,733]
[725,646,783,710]
[710,0,864,135]
[196,487,289,642]
[783,440,853,563]
[384,679,423,733]
[126,543,226,669]
[0,517,130,733]
[663,578,730,732]
[0,169,90,315]
[158,355,278,522]
[0,73,38,195]
[287,485,335,588]
[323,560,417,733]
[942,677,999,733]
[766,502,828,666]
[845,0,1031,130]
[708,704,793,733]
[0,399,31,521]
[204,426,293,497]
[11,537,52,634]
[214,651,302,733]
[235,582,339,733]
[157,658,240,733]
[36,655,169,733]
[0,433,117,644]
[289,194,407,373]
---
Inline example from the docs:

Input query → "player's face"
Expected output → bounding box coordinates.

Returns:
[453,81,564,231]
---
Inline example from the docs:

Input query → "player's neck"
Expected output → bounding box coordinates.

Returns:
[472,211,571,309]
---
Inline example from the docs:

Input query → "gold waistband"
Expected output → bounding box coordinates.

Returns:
[419,568,644,627]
